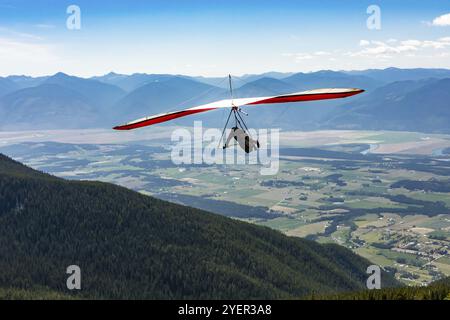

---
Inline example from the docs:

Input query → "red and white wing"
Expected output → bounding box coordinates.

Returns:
[113,88,364,130]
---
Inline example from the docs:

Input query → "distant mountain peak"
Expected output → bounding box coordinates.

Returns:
[105,71,120,76]
[51,72,70,78]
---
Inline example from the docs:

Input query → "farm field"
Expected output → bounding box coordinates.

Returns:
[1,128,449,285]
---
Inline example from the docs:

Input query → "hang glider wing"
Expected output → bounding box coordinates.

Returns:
[113,87,364,130]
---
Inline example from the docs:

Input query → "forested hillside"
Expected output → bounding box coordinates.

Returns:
[0,154,398,299]
[312,277,450,300]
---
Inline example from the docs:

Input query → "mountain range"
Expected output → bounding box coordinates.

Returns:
[344,67,450,83]
[325,78,450,133]
[0,78,20,97]
[1,67,450,133]
[0,153,399,299]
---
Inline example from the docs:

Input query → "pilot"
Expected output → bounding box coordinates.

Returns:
[223,126,260,153]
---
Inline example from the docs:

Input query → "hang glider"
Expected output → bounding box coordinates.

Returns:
[113,87,364,131]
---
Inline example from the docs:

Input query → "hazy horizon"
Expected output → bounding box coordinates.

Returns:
[3,66,450,79]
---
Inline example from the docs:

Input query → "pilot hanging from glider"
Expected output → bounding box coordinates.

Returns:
[219,75,260,153]
[223,126,260,153]
[113,74,364,153]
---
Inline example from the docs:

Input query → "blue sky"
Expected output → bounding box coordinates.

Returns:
[0,0,449,76]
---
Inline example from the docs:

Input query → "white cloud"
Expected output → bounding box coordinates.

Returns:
[432,13,450,26]
[422,40,448,49]
[285,36,450,70]
[364,46,391,55]
[314,51,331,56]
[283,34,450,71]
[371,41,388,47]
[359,40,370,46]
[0,26,43,40]
[349,43,402,58]
[401,40,422,46]
[0,37,62,76]
[348,37,450,60]
[294,53,314,61]
[282,52,315,63]
[0,38,51,59]
[34,24,56,29]
[396,45,419,53]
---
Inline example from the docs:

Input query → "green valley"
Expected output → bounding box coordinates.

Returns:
[0,153,398,299]
[1,129,449,287]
